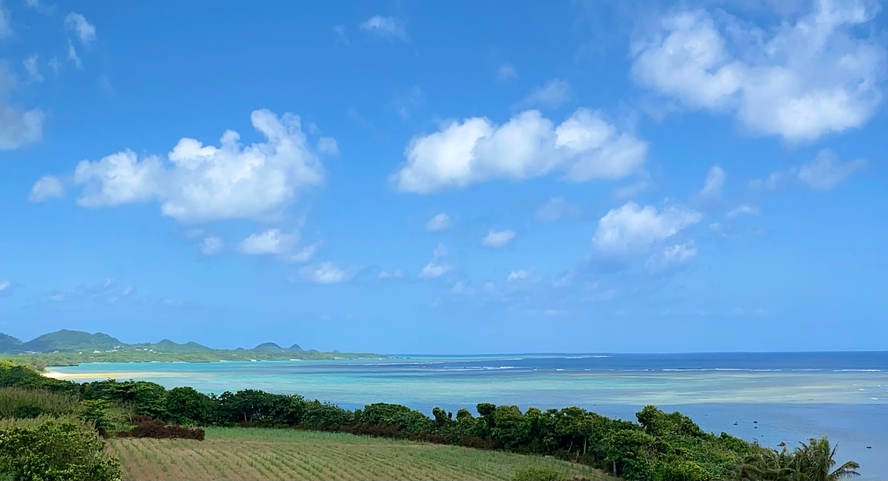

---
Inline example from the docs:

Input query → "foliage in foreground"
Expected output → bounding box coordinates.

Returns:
[0,360,862,481]
[734,437,860,481]
[0,419,121,481]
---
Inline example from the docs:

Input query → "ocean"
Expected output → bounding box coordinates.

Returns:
[49,352,888,479]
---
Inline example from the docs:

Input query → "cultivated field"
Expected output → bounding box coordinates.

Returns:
[109,427,616,481]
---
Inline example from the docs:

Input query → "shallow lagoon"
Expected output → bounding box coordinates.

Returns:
[51,352,888,479]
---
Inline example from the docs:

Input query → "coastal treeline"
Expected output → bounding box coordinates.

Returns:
[0,361,860,481]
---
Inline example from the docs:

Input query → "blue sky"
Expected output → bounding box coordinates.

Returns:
[0,0,886,354]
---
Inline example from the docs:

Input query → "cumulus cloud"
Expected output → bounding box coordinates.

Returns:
[200,236,224,255]
[700,165,725,199]
[240,229,298,255]
[482,229,516,248]
[593,202,701,264]
[239,229,317,263]
[378,269,403,279]
[419,244,452,279]
[392,108,647,193]
[29,175,64,202]
[69,109,327,223]
[645,241,698,271]
[64,13,96,45]
[317,137,339,156]
[518,79,572,109]
[752,149,867,191]
[0,65,44,150]
[425,213,454,232]
[297,262,352,284]
[419,262,451,279]
[507,270,529,281]
[630,0,888,141]
[360,15,407,40]
[535,197,581,222]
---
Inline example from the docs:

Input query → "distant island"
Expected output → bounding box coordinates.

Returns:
[0,329,384,367]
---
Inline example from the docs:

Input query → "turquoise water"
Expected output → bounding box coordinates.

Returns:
[51,352,888,479]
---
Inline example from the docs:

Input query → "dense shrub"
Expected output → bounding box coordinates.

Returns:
[0,419,121,481]
[77,399,115,437]
[165,386,217,426]
[0,388,80,419]
[116,418,205,441]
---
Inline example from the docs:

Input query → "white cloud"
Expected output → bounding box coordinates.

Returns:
[700,165,725,198]
[359,15,407,41]
[28,175,64,202]
[0,65,44,150]
[752,149,867,191]
[317,137,339,156]
[518,79,572,109]
[726,204,760,218]
[507,270,529,281]
[497,64,518,80]
[297,262,352,284]
[426,213,454,232]
[70,109,327,223]
[419,262,451,279]
[535,197,581,222]
[283,244,318,263]
[200,236,224,255]
[64,13,96,45]
[0,280,10,291]
[432,243,448,258]
[392,108,647,193]
[797,149,867,190]
[67,41,82,69]
[482,229,516,248]
[378,269,403,279]
[646,241,698,271]
[23,56,43,83]
[593,201,702,260]
[238,229,316,263]
[631,1,887,142]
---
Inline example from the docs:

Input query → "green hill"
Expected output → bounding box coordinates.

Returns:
[139,339,214,353]
[0,329,382,365]
[0,333,22,353]
[20,329,123,352]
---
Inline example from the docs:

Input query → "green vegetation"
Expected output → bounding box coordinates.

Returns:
[0,359,862,481]
[0,388,80,419]
[0,329,383,366]
[0,419,121,481]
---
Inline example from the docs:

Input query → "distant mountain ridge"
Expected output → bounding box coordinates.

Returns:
[0,329,309,355]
